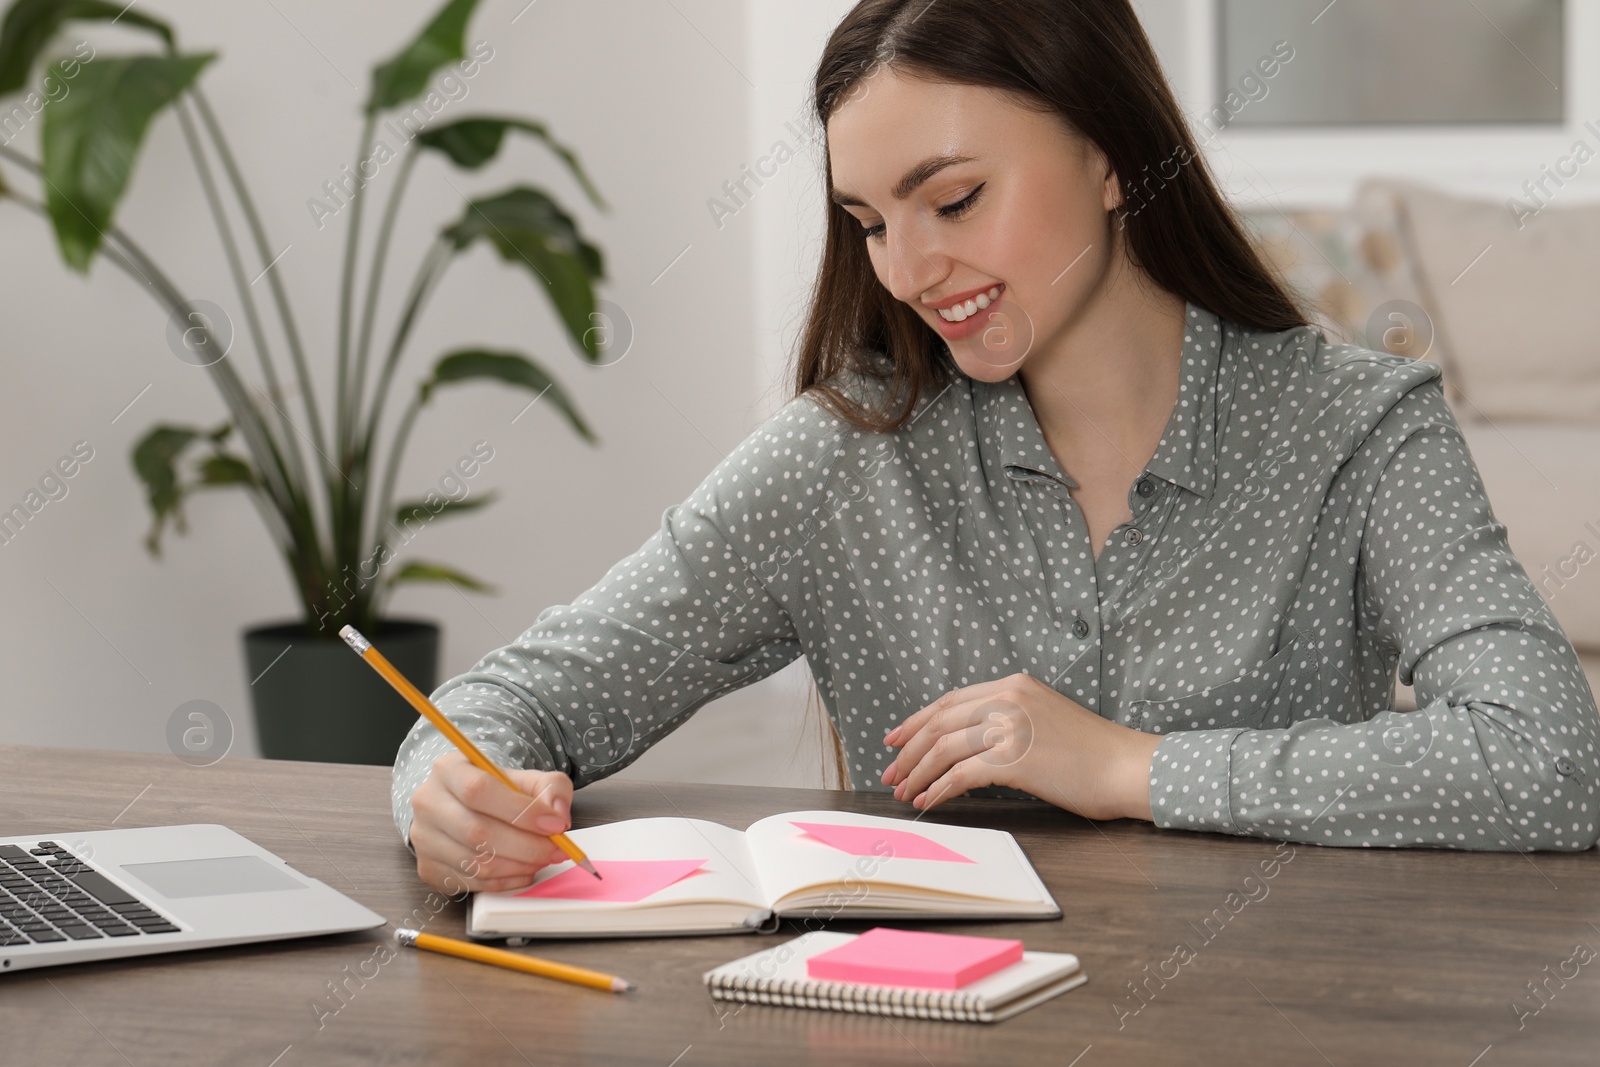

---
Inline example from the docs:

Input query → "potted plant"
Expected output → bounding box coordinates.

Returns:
[0,0,610,764]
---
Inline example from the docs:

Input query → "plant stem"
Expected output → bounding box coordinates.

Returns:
[346,145,420,622]
[359,235,452,555]
[370,391,422,590]
[171,99,315,523]
[361,237,451,454]
[352,145,419,432]
[188,85,331,474]
[336,113,378,457]
[327,114,379,626]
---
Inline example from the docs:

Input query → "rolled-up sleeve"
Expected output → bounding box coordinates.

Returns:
[1149,376,1600,850]
[389,399,836,850]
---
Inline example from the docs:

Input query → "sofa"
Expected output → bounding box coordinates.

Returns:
[1238,178,1600,706]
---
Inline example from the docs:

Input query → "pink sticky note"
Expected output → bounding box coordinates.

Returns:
[807,927,1025,989]
[514,858,708,903]
[790,821,975,863]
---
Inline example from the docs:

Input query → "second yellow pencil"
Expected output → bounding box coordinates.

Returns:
[396,928,634,992]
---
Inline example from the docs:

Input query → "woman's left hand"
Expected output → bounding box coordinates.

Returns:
[880,672,1163,820]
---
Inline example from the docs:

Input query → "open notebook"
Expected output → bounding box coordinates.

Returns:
[467,810,1060,939]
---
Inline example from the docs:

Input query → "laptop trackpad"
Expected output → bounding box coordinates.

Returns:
[121,855,309,898]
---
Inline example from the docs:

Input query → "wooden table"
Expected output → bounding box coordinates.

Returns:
[1,744,1596,1065]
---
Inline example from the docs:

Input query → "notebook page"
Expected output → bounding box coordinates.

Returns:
[475,816,765,917]
[743,810,1051,909]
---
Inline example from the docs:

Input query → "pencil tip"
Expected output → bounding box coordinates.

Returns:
[614,978,635,993]
[579,859,603,880]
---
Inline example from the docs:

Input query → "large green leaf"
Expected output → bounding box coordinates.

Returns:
[0,0,173,96]
[386,559,495,593]
[394,491,498,529]
[130,424,199,553]
[132,425,198,521]
[414,116,608,210]
[441,187,607,363]
[366,0,480,116]
[195,453,256,488]
[131,421,240,554]
[41,52,214,271]
[420,348,597,443]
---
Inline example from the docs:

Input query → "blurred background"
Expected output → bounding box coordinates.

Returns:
[0,0,1595,788]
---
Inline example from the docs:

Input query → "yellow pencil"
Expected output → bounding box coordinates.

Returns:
[339,625,601,880]
[395,928,634,992]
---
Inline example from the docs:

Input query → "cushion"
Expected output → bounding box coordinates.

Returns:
[1236,185,1456,401]
[1379,177,1600,422]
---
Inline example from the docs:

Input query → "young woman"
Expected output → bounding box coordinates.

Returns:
[394,0,1600,894]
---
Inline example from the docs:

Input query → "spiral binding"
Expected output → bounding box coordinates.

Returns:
[708,970,991,1022]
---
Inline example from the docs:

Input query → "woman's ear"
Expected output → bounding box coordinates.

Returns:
[1069,129,1122,211]
[1103,167,1125,212]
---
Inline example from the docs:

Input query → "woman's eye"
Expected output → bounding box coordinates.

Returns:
[938,183,985,219]
[858,183,985,243]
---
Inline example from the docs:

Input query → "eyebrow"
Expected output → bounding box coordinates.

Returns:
[830,153,979,208]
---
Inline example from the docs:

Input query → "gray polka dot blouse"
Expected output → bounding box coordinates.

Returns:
[392,302,1600,853]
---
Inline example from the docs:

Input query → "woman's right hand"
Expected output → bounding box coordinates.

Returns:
[409,751,575,895]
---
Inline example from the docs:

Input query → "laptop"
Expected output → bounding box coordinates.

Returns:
[0,823,386,973]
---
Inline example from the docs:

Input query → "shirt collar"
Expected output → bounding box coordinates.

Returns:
[972,300,1222,500]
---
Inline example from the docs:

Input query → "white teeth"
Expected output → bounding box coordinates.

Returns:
[937,286,1003,322]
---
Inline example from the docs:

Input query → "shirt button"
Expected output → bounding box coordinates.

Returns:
[1136,478,1154,498]
[1124,528,1143,546]
[1556,756,1578,776]
[1073,618,1090,639]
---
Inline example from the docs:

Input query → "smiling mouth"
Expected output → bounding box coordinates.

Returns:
[935,284,1005,322]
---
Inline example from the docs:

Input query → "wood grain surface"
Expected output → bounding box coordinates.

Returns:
[1,743,1596,1066]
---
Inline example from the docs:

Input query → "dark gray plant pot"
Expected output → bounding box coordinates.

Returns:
[243,618,440,766]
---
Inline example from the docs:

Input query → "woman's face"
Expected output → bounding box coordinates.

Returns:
[827,66,1124,381]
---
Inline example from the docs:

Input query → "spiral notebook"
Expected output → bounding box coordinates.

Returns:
[704,930,1087,1023]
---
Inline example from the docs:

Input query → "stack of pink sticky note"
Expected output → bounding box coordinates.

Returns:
[806,927,1025,989]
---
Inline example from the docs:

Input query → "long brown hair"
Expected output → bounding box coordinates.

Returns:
[793,0,1311,784]
[792,0,1310,434]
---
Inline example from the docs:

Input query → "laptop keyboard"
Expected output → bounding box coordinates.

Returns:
[0,842,180,945]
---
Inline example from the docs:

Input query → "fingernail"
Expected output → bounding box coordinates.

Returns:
[554,797,569,820]
[883,728,899,745]
[534,814,566,833]
[912,791,926,809]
